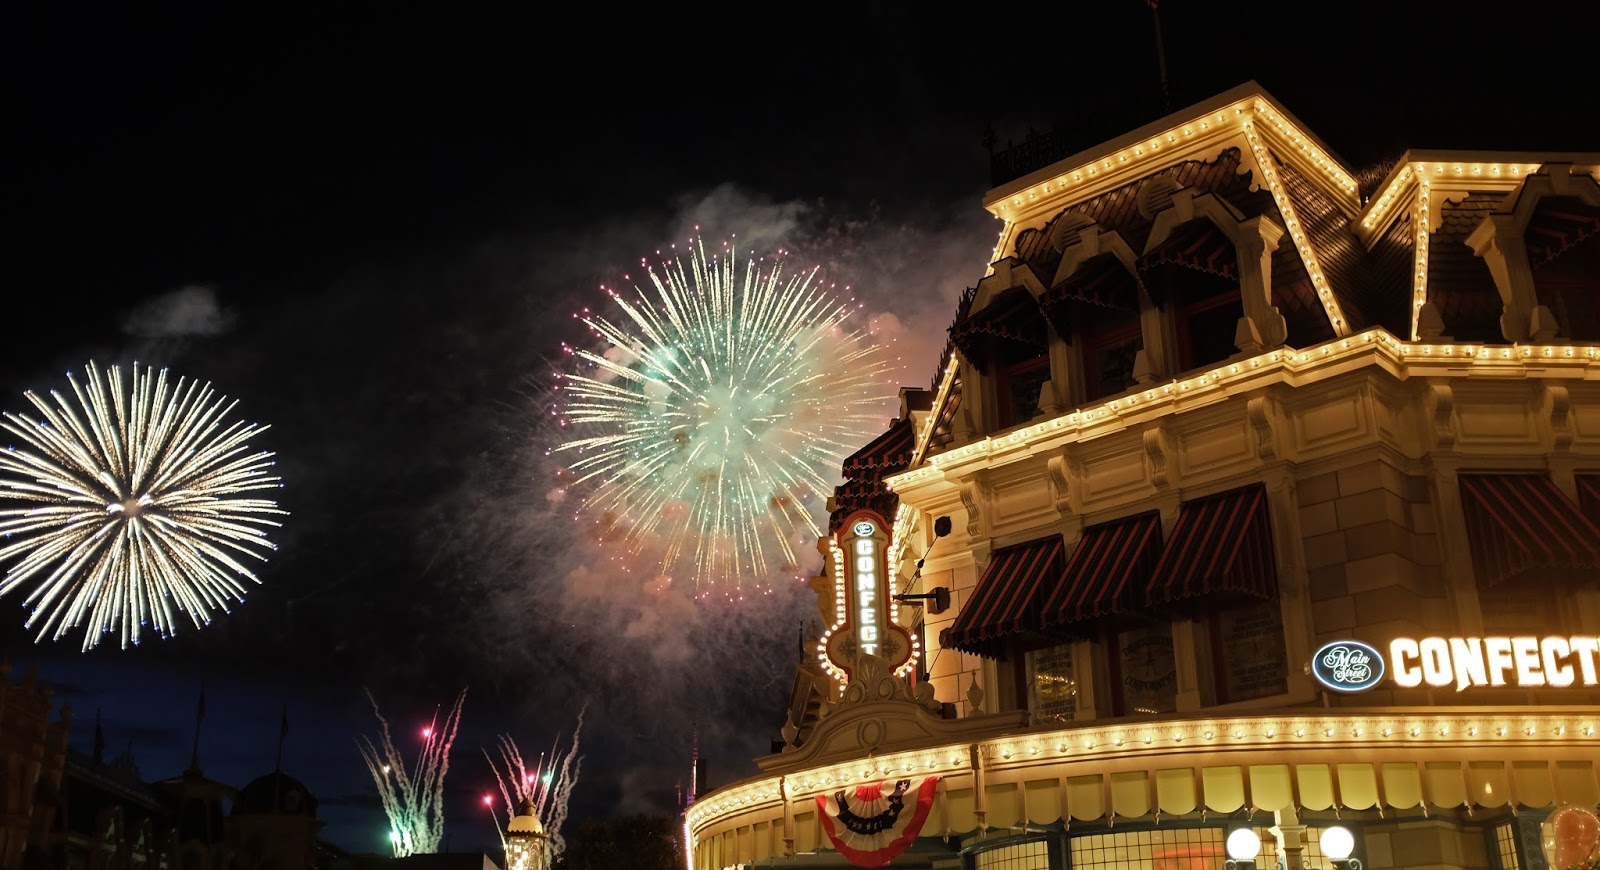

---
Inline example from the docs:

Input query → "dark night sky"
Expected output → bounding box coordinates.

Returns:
[4,1,1594,856]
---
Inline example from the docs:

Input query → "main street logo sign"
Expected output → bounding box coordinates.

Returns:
[824,510,913,681]
[1312,636,1600,693]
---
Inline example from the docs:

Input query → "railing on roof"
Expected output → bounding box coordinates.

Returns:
[989,127,1081,188]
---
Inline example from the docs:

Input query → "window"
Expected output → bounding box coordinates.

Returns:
[1070,827,1224,870]
[1534,235,1600,340]
[974,838,1051,870]
[1494,820,1522,870]
[1078,303,1143,402]
[1028,643,1078,724]
[1208,598,1288,704]
[1177,290,1244,371]
[1113,623,1177,715]
[996,352,1050,429]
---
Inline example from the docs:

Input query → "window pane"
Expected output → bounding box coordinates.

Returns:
[1116,624,1177,714]
[975,838,1051,870]
[1214,599,1288,703]
[1029,644,1077,724]
[1071,827,1225,870]
[1087,336,1141,400]
[1183,298,1243,370]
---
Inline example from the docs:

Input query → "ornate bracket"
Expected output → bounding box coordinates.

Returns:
[1045,452,1074,514]
[959,473,995,539]
[1547,383,1573,452]
[1247,395,1279,460]
[1143,425,1173,490]
[1428,383,1458,451]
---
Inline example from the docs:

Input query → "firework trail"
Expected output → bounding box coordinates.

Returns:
[0,361,285,651]
[554,237,897,593]
[484,708,584,868]
[359,689,466,856]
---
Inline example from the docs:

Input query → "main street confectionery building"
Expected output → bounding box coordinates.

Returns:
[686,83,1600,870]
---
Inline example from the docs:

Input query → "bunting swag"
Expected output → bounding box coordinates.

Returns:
[817,775,939,867]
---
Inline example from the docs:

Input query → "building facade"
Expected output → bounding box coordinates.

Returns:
[686,83,1600,870]
[0,664,330,869]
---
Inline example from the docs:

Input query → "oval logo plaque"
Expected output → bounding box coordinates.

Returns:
[1311,639,1385,693]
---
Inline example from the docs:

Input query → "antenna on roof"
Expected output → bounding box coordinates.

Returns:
[1147,0,1172,113]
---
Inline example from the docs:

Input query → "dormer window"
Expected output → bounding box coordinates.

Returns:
[996,350,1050,428]
[1140,219,1243,371]
[1044,252,1144,403]
[950,285,1050,431]
[1527,196,1600,340]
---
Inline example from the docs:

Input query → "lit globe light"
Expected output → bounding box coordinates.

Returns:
[1226,828,1262,861]
[1320,826,1355,861]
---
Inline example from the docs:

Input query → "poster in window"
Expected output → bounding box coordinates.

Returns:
[1029,644,1076,724]
[1117,624,1177,714]
[1217,599,1287,702]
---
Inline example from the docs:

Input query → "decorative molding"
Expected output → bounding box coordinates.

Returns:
[959,473,995,539]
[1142,425,1173,489]
[1548,383,1573,452]
[1045,452,1074,514]
[1247,395,1279,460]
[1429,382,1458,451]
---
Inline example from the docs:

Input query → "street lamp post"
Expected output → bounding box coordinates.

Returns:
[506,796,549,870]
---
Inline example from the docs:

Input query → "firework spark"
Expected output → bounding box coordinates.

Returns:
[554,238,897,592]
[0,361,285,651]
[359,689,466,856]
[484,709,584,868]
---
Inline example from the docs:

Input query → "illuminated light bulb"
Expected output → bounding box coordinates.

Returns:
[1204,731,1215,740]
[1325,728,1336,737]
[1086,741,1096,750]
[1468,727,1479,736]
[1440,727,1449,737]
[1114,738,1125,747]
[1409,727,1421,737]
[1382,728,1392,737]
[1233,730,1244,739]
[1265,729,1276,738]
[1001,750,1012,760]
[1294,729,1304,738]
[1143,735,1154,744]
[1496,727,1507,736]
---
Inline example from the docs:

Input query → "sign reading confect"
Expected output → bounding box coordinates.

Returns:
[824,510,913,680]
[1312,636,1600,694]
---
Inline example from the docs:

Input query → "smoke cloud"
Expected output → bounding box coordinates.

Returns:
[420,182,995,803]
[120,284,236,339]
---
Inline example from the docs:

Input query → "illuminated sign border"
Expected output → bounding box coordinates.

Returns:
[821,509,915,685]
[1310,639,1385,694]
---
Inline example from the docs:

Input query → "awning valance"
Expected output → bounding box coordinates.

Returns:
[1139,219,1238,282]
[1039,511,1162,635]
[942,535,1063,658]
[842,417,914,477]
[949,287,1048,370]
[1145,484,1276,607]
[1045,253,1140,313]
[1457,474,1600,588]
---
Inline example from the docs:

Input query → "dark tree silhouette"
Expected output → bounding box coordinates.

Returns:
[553,814,681,870]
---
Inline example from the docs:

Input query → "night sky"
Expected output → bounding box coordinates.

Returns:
[5,1,1593,856]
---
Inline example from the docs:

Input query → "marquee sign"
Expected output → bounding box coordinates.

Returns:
[1311,636,1600,694]
[823,510,914,681]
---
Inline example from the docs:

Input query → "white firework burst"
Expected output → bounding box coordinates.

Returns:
[0,361,285,650]
[554,237,897,593]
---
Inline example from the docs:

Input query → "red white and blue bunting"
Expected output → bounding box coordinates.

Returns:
[816,775,940,868]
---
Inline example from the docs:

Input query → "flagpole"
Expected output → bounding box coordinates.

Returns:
[189,685,206,774]
[275,703,287,774]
